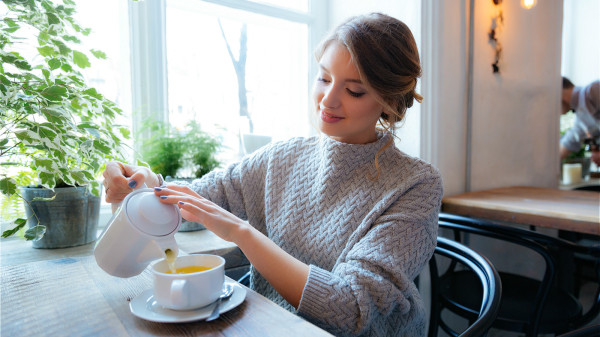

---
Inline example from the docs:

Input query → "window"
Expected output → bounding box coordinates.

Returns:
[165,0,311,163]
[130,0,325,165]
[74,0,132,140]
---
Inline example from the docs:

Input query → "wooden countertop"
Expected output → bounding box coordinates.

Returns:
[442,186,600,235]
[1,256,332,337]
[0,230,332,336]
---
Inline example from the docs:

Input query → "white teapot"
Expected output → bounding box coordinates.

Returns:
[94,187,181,278]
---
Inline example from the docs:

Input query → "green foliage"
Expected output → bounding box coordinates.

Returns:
[141,121,221,179]
[185,122,221,178]
[140,121,185,178]
[0,0,129,239]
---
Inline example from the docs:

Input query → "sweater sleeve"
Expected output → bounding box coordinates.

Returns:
[296,167,443,337]
[185,145,270,222]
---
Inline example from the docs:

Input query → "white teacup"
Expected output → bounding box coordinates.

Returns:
[152,254,225,310]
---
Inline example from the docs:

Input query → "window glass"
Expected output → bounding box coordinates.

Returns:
[249,0,309,12]
[166,0,310,164]
[74,0,131,212]
[74,0,132,137]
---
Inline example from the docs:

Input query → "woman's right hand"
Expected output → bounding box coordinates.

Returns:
[102,161,161,204]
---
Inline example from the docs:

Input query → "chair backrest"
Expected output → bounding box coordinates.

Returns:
[429,237,502,337]
[557,324,600,337]
[438,212,600,336]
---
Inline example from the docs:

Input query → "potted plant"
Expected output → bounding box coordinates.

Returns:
[0,0,129,247]
[140,120,221,231]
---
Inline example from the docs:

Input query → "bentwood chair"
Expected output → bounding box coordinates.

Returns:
[438,213,600,337]
[557,324,600,337]
[428,237,502,337]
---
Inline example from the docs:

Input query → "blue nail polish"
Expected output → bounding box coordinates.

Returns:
[154,187,163,191]
[178,201,184,205]
[128,180,137,188]
[160,195,167,199]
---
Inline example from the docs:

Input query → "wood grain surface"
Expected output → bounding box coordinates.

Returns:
[1,256,332,337]
[442,186,600,235]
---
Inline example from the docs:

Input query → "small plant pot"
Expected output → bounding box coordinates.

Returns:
[21,186,101,249]
[179,220,206,232]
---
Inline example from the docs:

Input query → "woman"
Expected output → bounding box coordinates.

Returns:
[103,13,442,337]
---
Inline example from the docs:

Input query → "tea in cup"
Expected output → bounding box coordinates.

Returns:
[152,254,225,310]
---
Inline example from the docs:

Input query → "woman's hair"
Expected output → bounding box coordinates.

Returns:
[315,12,423,130]
[314,13,423,178]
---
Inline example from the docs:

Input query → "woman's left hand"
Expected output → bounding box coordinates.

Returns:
[153,184,248,242]
[155,184,309,308]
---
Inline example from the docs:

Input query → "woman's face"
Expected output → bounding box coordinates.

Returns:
[313,41,383,144]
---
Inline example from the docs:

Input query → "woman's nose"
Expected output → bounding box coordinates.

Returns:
[321,85,341,109]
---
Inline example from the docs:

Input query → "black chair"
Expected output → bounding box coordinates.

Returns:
[438,213,600,337]
[428,237,502,337]
[557,324,600,337]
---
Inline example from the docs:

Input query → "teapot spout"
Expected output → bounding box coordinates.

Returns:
[136,236,179,266]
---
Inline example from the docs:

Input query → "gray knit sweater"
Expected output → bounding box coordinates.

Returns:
[187,132,443,337]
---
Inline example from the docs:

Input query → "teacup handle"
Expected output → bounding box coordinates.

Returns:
[171,279,188,307]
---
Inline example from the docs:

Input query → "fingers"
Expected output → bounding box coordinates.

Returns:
[178,201,209,224]
[128,169,149,189]
[102,161,154,203]
[154,184,203,200]
[103,162,130,203]
[153,186,214,214]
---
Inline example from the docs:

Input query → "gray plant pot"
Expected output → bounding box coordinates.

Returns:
[165,177,206,232]
[21,186,101,249]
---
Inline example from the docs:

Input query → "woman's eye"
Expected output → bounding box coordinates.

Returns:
[347,89,365,98]
[317,77,330,83]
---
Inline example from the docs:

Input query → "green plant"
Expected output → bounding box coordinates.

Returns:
[140,121,221,179]
[0,0,129,239]
[185,122,221,178]
[140,121,185,179]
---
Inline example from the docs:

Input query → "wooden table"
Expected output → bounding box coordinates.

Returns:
[0,236,332,336]
[441,186,600,235]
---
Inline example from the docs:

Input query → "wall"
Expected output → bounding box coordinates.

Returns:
[421,0,469,196]
[424,0,563,195]
[469,0,563,191]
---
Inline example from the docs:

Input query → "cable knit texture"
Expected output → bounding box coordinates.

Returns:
[184,132,443,337]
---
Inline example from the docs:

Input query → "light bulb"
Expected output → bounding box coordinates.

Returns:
[521,0,537,9]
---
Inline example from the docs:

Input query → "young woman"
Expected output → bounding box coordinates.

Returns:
[103,13,442,337]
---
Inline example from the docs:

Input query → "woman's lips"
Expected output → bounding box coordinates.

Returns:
[320,110,344,123]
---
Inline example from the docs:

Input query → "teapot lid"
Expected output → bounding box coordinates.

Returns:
[125,189,180,236]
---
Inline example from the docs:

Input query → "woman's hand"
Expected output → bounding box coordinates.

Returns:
[153,184,249,242]
[155,184,309,308]
[102,161,160,204]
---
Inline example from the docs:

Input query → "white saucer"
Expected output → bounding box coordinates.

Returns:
[130,280,246,323]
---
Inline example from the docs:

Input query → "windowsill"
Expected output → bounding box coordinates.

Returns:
[0,225,248,272]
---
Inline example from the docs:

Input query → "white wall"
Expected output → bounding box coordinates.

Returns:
[469,0,562,191]
[327,0,422,158]
[421,0,469,196]
[424,0,563,195]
